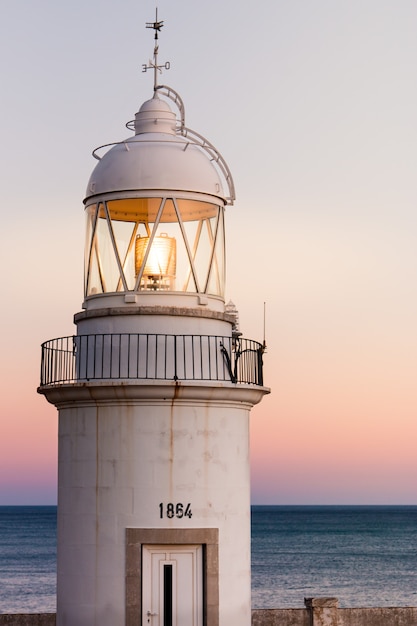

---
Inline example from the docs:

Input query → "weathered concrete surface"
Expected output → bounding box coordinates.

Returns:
[2,605,417,626]
[0,616,55,626]
[338,607,417,626]
[305,597,339,626]
[252,608,309,626]
[252,603,417,626]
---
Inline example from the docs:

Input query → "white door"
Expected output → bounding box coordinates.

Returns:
[142,544,203,626]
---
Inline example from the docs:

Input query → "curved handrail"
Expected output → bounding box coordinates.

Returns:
[94,84,235,205]
[39,333,264,387]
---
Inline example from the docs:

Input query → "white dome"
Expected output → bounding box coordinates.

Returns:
[85,96,225,203]
[134,96,177,135]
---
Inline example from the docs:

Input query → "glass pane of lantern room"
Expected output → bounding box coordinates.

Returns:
[94,209,122,292]
[135,199,196,293]
[84,205,97,296]
[205,210,225,297]
[176,199,221,294]
[186,216,217,294]
[110,219,137,291]
[87,257,103,295]
[106,198,164,292]
[177,218,200,293]
[86,204,110,296]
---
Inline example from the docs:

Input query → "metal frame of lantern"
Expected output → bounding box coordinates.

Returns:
[84,194,226,297]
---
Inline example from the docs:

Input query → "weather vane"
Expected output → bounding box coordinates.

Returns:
[143,8,170,91]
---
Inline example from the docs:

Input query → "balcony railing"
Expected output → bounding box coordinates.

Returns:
[39,334,265,387]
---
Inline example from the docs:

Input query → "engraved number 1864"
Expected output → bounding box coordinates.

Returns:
[159,502,192,519]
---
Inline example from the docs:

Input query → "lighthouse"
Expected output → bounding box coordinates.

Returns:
[38,14,269,626]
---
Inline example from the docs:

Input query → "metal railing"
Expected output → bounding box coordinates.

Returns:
[39,334,265,387]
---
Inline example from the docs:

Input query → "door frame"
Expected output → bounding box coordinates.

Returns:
[126,528,219,626]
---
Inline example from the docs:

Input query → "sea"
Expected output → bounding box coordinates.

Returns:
[0,505,417,613]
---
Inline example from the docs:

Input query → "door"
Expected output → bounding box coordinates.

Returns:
[142,545,203,626]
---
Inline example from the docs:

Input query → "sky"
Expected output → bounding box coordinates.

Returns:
[0,0,416,505]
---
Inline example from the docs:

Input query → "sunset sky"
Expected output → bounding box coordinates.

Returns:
[1,0,416,505]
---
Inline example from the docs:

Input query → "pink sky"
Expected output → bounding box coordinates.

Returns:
[1,0,416,505]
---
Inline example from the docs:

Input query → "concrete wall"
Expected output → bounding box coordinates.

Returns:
[252,608,309,626]
[0,617,55,626]
[252,598,417,626]
[339,608,417,626]
[252,607,417,626]
[2,600,417,626]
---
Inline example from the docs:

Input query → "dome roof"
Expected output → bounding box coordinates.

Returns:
[85,95,225,203]
[134,96,176,134]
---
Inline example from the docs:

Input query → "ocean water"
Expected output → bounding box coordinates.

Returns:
[0,506,56,614]
[1,505,417,613]
[251,505,417,608]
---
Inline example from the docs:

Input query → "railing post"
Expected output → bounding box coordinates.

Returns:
[173,335,178,381]
[257,347,264,386]
[305,598,339,626]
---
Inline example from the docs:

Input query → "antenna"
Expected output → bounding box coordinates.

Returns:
[143,8,171,91]
[263,302,267,351]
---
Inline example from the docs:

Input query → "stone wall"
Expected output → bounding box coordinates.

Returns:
[0,617,55,626]
[339,608,417,626]
[252,607,309,626]
[2,600,417,626]
[252,598,417,626]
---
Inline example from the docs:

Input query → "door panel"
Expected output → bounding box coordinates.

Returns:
[142,545,203,626]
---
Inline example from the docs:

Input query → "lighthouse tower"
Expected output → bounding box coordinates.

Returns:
[38,15,269,626]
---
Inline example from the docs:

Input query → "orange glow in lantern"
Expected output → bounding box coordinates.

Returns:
[135,233,176,290]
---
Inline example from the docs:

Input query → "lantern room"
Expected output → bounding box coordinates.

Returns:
[83,94,234,303]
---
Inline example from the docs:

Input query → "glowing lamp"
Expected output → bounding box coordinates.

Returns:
[135,233,176,290]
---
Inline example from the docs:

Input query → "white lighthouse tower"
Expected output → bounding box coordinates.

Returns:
[38,14,269,626]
